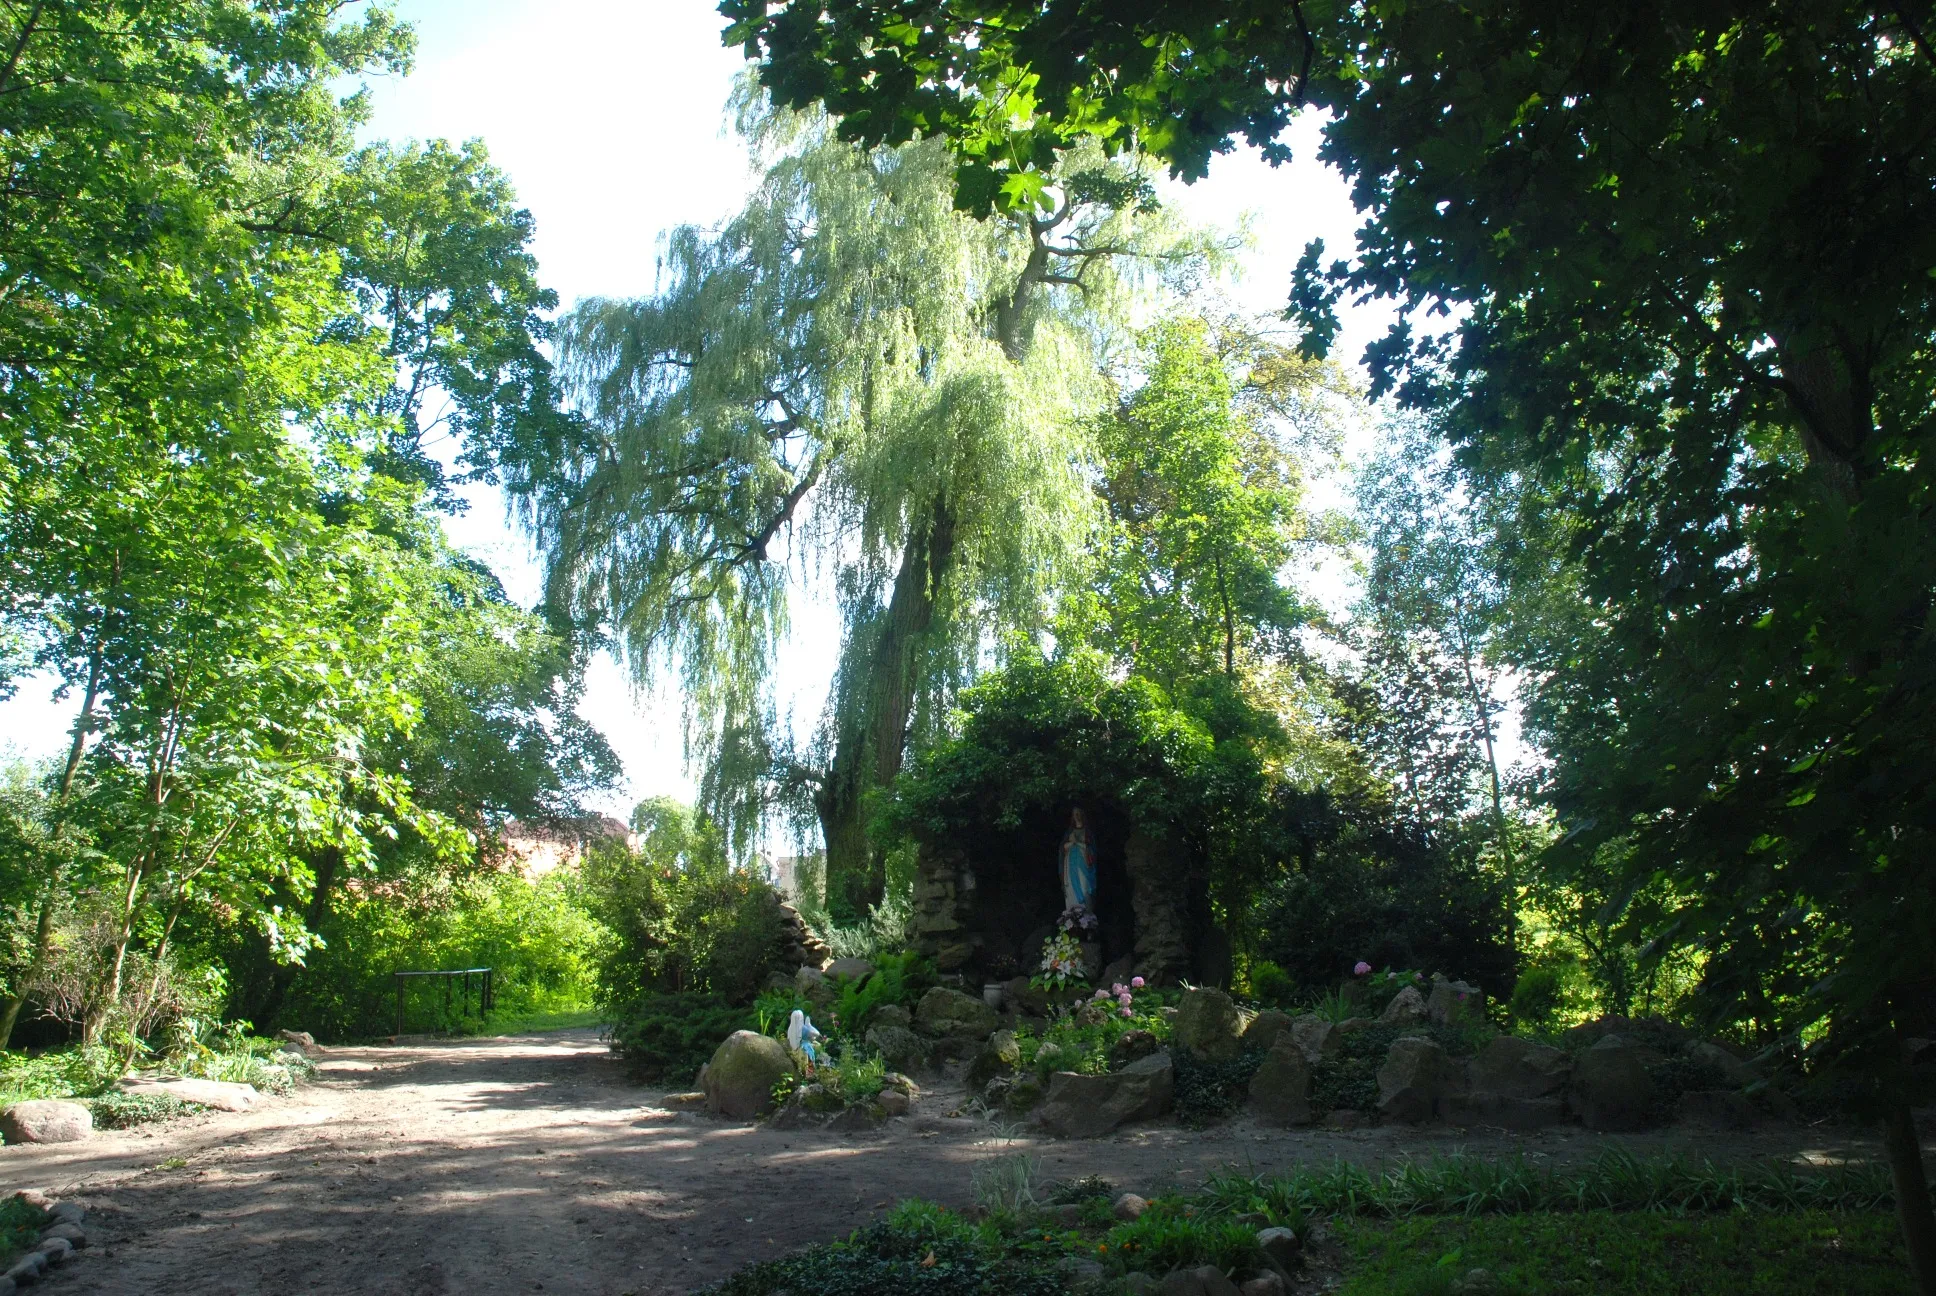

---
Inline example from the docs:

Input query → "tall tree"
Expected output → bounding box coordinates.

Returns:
[726,3,1936,1283]
[532,110,1198,915]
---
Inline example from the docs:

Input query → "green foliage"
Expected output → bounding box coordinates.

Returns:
[1308,1022,1491,1116]
[606,992,753,1087]
[0,1195,43,1270]
[580,817,791,1009]
[89,1089,198,1130]
[1099,1202,1262,1277]
[0,1045,126,1105]
[244,868,603,1041]
[698,1200,1065,1296]
[833,951,937,1034]
[1334,1212,1913,1296]
[1245,961,1296,1011]
[1171,1046,1266,1127]
[1014,992,1172,1081]
[971,1153,1040,1215]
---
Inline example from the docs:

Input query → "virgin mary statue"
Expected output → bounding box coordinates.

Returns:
[1059,809,1096,912]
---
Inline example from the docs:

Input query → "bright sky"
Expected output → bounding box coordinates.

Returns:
[0,0,1400,824]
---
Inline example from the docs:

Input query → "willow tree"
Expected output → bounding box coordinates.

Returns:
[535,110,1198,914]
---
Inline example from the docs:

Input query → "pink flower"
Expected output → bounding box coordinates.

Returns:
[1353,961,1372,976]
[1119,1006,1132,1018]
[1092,989,1108,1001]
[1130,976,1145,989]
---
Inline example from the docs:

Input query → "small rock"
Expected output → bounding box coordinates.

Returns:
[46,1203,84,1226]
[5,1251,46,1284]
[967,1030,1022,1089]
[825,1102,886,1134]
[1173,989,1248,1063]
[1240,1274,1286,1296]
[1109,1029,1162,1068]
[878,1089,911,1117]
[1112,1192,1150,1221]
[1,1101,92,1145]
[31,1237,70,1265]
[1050,1202,1084,1227]
[35,1223,85,1249]
[1255,1225,1302,1277]
[661,1092,708,1111]
[872,1003,912,1030]
[1379,985,1428,1026]
[881,1071,920,1097]
[1124,1275,1159,1296]
[1157,1265,1240,1296]
[276,1029,321,1054]
[825,956,876,982]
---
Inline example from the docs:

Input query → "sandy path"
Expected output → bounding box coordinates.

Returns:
[0,1028,1909,1296]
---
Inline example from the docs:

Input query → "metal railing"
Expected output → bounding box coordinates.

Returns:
[392,967,494,1037]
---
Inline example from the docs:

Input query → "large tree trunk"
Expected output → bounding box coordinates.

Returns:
[816,497,958,916]
[1885,1097,1936,1296]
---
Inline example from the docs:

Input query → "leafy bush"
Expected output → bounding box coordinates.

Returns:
[1014,990,1173,1081]
[1246,960,1297,1009]
[700,1201,1065,1296]
[833,951,936,1034]
[1172,1046,1267,1125]
[0,1044,126,1105]
[607,991,751,1085]
[0,1196,43,1270]
[89,1089,199,1128]
[581,831,791,1009]
[1507,964,1569,1034]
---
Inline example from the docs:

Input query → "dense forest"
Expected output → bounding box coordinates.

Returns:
[0,1,1931,1290]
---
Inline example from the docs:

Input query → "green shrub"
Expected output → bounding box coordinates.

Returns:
[1172,1046,1266,1125]
[607,991,752,1085]
[1246,960,1297,1010]
[0,1044,126,1106]
[1014,990,1174,1081]
[0,1196,43,1270]
[1101,1203,1261,1276]
[699,1201,1065,1296]
[833,951,936,1034]
[90,1089,199,1128]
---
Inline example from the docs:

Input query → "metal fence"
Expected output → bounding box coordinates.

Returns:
[391,967,494,1037]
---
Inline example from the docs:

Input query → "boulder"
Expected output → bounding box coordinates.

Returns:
[1569,1034,1660,1131]
[1427,978,1486,1029]
[47,1203,84,1226]
[1158,1266,1242,1296]
[827,1102,888,1134]
[1247,1036,1313,1126]
[7,1250,47,1284]
[1,1100,92,1145]
[1004,1075,1045,1111]
[1376,1036,1463,1123]
[1173,988,1248,1064]
[794,965,834,1008]
[1685,1040,1757,1089]
[1467,1036,1570,1099]
[701,1030,793,1119]
[1444,1091,1567,1131]
[1379,985,1428,1027]
[119,1077,261,1112]
[1100,954,1137,988]
[33,1236,71,1264]
[1289,1015,1341,1065]
[1241,1275,1286,1296]
[1241,1010,1294,1054]
[1002,975,1055,1016]
[914,986,999,1040]
[968,1030,1022,1090]
[878,1088,912,1117]
[825,956,876,982]
[872,1003,912,1030]
[1676,1089,1757,1130]
[276,1029,321,1055]
[1113,1192,1150,1221]
[1255,1225,1302,1278]
[1036,1051,1174,1138]
[39,1222,86,1248]
[864,1023,930,1072]
[1110,1029,1163,1069]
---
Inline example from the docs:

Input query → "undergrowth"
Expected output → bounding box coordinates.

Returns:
[0,1196,43,1270]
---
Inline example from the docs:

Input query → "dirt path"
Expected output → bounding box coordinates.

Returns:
[0,1028,1908,1295]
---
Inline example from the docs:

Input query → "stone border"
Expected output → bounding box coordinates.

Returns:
[2,1189,89,1293]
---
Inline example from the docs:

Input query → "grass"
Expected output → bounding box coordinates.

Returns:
[1333,1210,1913,1296]
[0,1195,44,1270]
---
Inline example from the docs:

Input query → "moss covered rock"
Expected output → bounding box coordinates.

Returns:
[702,1030,793,1118]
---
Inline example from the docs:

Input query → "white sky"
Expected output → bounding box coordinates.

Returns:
[0,0,1404,824]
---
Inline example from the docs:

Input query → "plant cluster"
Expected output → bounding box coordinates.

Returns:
[1012,989,1174,1081]
[0,1196,42,1271]
[1034,905,1097,991]
[606,992,755,1086]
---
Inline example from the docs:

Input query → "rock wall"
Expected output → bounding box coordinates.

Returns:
[1127,828,1189,984]
[912,845,975,971]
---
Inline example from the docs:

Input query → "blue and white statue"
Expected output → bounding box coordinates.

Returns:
[1059,808,1096,912]
[786,1008,824,1072]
